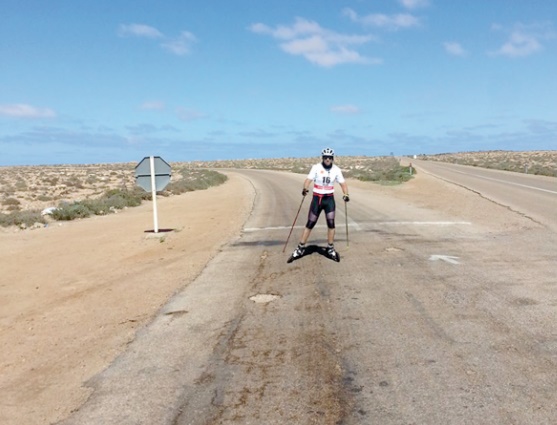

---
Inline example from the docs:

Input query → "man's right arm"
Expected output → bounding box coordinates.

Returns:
[302,178,312,196]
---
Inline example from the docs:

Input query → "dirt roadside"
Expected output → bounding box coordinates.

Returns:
[0,173,254,425]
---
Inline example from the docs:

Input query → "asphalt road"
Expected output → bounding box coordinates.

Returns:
[411,159,557,232]
[59,168,557,425]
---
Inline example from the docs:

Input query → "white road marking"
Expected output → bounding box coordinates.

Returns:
[243,221,471,232]
[376,221,471,226]
[244,225,313,232]
[429,254,460,265]
[450,169,557,195]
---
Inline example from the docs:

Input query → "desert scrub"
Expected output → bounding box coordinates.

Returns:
[49,169,228,222]
[2,197,21,207]
[44,177,59,185]
[51,202,92,220]
[0,210,45,228]
[177,157,414,184]
[64,176,84,189]
[37,195,54,202]
[51,188,145,220]
[342,157,414,184]
[85,175,99,184]
[14,179,27,191]
[0,166,228,227]
[421,151,557,177]
[104,188,146,206]
[165,169,228,195]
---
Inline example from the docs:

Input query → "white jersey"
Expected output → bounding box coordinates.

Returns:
[307,163,345,195]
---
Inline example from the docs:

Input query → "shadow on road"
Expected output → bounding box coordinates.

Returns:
[232,239,284,247]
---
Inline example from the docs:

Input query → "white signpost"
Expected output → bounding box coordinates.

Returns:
[135,156,171,233]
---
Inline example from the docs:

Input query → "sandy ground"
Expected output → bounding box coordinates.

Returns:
[0,168,544,425]
[0,173,254,425]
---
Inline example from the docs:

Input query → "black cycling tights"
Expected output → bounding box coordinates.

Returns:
[306,194,336,229]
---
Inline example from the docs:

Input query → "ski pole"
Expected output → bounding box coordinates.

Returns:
[345,200,349,247]
[282,195,305,253]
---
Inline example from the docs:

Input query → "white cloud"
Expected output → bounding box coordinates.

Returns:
[443,42,467,57]
[118,23,163,39]
[161,31,197,56]
[140,101,165,110]
[118,24,196,56]
[249,17,380,67]
[251,19,322,40]
[343,8,421,30]
[496,31,541,57]
[491,22,555,58]
[176,107,205,122]
[399,0,430,9]
[0,104,56,118]
[331,105,361,115]
[126,123,179,135]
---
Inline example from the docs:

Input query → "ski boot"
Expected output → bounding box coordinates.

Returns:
[287,243,306,263]
[326,244,340,262]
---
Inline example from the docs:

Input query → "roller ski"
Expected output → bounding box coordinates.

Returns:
[324,243,340,262]
[287,243,306,263]
[287,243,340,263]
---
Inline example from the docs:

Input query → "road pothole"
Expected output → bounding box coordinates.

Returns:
[249,293,281,303]
[385,247,403,252]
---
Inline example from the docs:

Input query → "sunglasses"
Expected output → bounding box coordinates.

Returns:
[322,156,334,161]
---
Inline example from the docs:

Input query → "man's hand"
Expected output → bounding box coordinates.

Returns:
[302,188,309,196]
[343,194,350,202]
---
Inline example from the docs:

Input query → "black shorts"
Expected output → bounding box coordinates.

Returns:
[306,193,336,229]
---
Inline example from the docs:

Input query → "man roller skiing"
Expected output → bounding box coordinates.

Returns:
[290,147,349,261]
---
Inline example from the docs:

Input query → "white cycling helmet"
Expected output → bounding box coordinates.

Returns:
[321,147,335,157]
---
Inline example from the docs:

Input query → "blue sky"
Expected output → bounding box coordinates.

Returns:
[1,0,556,165]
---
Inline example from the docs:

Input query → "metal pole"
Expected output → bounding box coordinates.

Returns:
[150,156,159,233]
[345,201,349,247]
[282,196,306,253]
